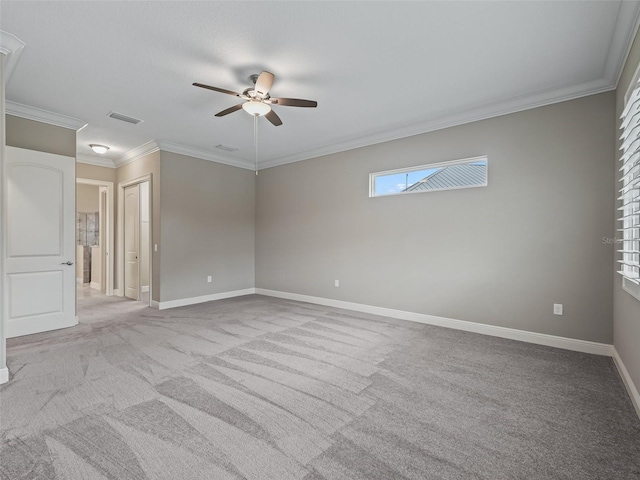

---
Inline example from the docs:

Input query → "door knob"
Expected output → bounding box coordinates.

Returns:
[61,261,73,265]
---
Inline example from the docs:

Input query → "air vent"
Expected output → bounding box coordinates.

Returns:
[107,111,143,125]
[215,144,238,152]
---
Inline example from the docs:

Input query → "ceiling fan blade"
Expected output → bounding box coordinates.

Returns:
[265,109,283,126]
[215,104,244,117]
[193,82,241,97]
[270,97,317,108]
[254,71,275,97]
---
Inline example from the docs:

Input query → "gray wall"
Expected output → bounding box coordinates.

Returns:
[77,162,116,184]
[76,184,99,213]
[160,151,255,303]
[256,92,615,344]
[6,115,76,157]
[615,29,640,394]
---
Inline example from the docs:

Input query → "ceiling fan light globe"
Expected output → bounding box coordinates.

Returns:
[242,100,271,116]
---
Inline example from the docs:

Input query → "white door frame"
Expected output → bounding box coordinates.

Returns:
[117,174,152,306]
[76,178,114,296]
[1,50,8,384]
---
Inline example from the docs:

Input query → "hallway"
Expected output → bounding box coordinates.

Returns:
[77,284,149,326]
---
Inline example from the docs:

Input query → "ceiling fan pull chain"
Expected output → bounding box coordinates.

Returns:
[254,114,259,175]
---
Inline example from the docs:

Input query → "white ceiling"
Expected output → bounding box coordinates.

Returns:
[1,1,639,169]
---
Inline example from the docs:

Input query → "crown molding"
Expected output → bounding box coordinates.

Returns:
[76,154,116,169]
[119,69,618,173]
[611,0,640,88]
[0,31,26,86]
[115,140,160,168]
[7,3,638,175]
[259,77,614,170]
[5,101,87,131]
[156,140,255,170]
[116,139,254,170]
[256,5,640,170]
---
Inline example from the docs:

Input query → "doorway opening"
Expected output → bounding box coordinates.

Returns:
[118,175,152,307]
[75,178,114,309]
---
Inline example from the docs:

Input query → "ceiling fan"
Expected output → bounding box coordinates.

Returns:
[193,71,317,127]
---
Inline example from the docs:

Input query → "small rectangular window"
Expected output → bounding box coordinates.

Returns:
[369,156,488,197]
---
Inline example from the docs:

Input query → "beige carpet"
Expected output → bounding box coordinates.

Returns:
[1,293,639,479]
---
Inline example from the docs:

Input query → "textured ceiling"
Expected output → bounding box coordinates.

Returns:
[1,1,639,169]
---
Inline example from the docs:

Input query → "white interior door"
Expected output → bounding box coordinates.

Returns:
[124,183,139,300]
[5,146,77,338]
[100,188,107,292]
[139,181,150,292]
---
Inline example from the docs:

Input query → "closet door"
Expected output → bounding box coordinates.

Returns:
[123,183,140,300]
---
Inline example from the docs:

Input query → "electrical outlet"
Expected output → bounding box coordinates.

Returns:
[207,276,212,283]
[553,304,563,315]
[335,280,339,287]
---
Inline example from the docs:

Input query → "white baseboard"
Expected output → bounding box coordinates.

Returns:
[141,285,149,293]
[90,282,101,290]
[156,288,255,310]
[612,349,640,419]
[76,277,84,284]
[0,367,8,385]
[150,300,160,309]
[113,289,121,297]
[255,288,614,356]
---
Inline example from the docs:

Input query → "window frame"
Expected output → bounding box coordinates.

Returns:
[368,155,488,198]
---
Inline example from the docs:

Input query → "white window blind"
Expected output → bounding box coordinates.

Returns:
[618,78,640,300]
